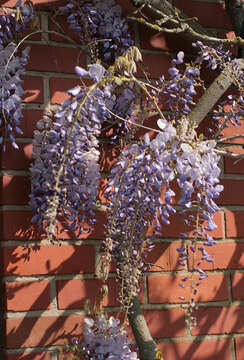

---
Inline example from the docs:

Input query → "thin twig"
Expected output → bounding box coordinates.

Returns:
[128,15,244,47]
[218,134,244,142]
[215,148,244,159]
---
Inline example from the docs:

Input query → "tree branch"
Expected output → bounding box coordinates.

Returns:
[129,0,244,48]
[189,59,244,128]
[128,297,158,360]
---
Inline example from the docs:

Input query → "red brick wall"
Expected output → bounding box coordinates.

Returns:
[1,0,244,359]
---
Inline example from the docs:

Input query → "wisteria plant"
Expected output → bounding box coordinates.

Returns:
[2,0,244,359]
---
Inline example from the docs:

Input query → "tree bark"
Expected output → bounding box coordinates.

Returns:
[189,59,244,127]
[128,297,158,360]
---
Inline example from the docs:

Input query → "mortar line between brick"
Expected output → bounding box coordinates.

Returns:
[230,335,237,360]
[142,275,148,304]
[5,308,85,318]
[49,277,58,310]
[5,347,63,355]
[221,210,226,240]
[43,76,51,107]
[3,273,117,282]
[26,70,78,78]
[155,333,240,343]
[25,39,82,49]
[0,239,102,246]
[41,13,49,42]
[227,272,233,305]
[2,236,244,245]
[94,244,103,278]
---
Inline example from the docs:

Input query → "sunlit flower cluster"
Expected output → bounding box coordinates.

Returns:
[0,44,30,149]
[79,315,139,359]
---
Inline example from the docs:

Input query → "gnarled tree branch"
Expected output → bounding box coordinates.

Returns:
[129,0,244,48]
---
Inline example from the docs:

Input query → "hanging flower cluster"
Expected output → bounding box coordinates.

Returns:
[79,315,139,360]
[0,44,30,149]
[0,1,35,149]
[0,1,34,45]
[102,116,223,309]
[60,0,133,64]
[30,64,108,237]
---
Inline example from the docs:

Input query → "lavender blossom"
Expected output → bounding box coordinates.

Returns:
[30,67,108,237]
[0,44,30,149]
[60,0,133,64]
[80,315,139,360]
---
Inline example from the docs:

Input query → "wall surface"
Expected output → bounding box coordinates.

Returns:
[1,0,244,359]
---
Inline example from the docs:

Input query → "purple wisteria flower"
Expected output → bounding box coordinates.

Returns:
[60,0,133,64]
[81,315,139,359]
[30,65,108,237]
[0,44,30,149]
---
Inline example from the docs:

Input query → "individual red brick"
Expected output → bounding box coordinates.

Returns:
[148,273,228,303]
[158,338,231,360]
[231,273,244,300]
[1,176,30,205]
[1,143,33,170]
[1,211,45,241]
[225,211,244,238]
[50,78,81,104]
[137,52,172,79]
[146,242,183,272]
[143,309,185,338]
[221,121,244,144]
[217,180,244,205]
[174,0,232,29]
[5,315,84,348]
[20,109,43,138]
[188,242,244,270]
[6,353,51,360]
[57,278,119,309]
[4,244,94,276]
[4,281,50,311]
[192,306,244,335]
[54,210,106,240]
[0,109,42,141]
[225,156,244,174]
[1,210,106,241]
[235,337,244,360]
[27,45,86,73]
[49,15,81,43]
[224,145,244,174]
[22,76,44,104]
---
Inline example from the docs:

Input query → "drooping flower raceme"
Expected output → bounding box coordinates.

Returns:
[0,2,34,45]
[102,118,223,309]
[0,44,30,149]
[60,0,133,64]
[30,65,108,237]
[0,2,35,149]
